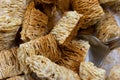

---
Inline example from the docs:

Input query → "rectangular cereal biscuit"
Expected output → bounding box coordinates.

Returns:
[26,55,80,80]
[50,11,82,45]
[21,1,48,42]
[72,0,104,29]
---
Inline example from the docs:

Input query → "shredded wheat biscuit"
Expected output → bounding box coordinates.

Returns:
[21,1,48,42]
[72,0,104,29]
[0,47,21,79]
[56,40,90,73]
[96,11,120,42]
[17,34,61,74]
[26,55,80,80]
[79,62,106,80]
[0,0,28,50]
[50,11,82,45]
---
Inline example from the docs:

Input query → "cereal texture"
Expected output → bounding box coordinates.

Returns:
[79,62,106,80]
[0,47,21,79]
[96,11,120,42]
[56,39,90,73]
[17,34,61,73]
[21,1,48,42]
[50,11,82,45]
[26,55,80,80]
[72,0,104,29]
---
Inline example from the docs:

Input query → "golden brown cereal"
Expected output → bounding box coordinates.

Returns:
[21,1,48,42]
[26,55,80,80]
[0,47,21,79]
[17,34,62,74]
[96,11,120,42]
[56,39,90,73]
[50,11,83,45]
[79,62,106,80]
[72,0,104,29]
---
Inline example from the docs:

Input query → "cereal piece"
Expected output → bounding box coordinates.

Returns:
[96,11,120,42]
[50,11,82,45]
[108,65,120,80]
[21,1,48,42]
[0,47,21,79]
[26,55,80,80]
[56,39,90,73]
[79,62,106,80]
[7,75,35,80]
[17,34,61,73]
[72,0,104,29]
[0,0,28,50]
